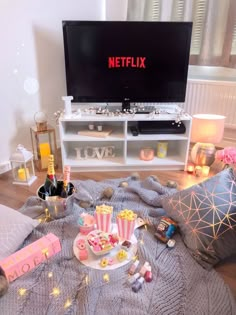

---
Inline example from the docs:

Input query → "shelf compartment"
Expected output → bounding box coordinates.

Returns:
[61,121,125,141]
[126,140,188,164]
[63,141,125,165]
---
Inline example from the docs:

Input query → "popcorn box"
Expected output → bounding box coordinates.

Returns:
[116,217,136,241]
[0,233,61,282]
[95,204,113,233]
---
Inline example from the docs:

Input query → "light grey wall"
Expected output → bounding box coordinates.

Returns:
[0,0,105,165]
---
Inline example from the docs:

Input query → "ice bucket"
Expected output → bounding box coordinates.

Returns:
[37,181,74,219]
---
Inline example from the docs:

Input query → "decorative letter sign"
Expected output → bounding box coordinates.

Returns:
[75,146,115,160]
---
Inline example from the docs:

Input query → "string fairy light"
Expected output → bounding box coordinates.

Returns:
[48,272,53,278]
[18,288,27,296]
[103,273,110,283]
[50,287,60,297]
[64,298,72,309]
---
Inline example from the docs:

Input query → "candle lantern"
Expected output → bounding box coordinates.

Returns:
[30,125,57,171]
[10,144,37,185]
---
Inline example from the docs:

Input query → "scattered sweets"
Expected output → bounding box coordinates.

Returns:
[116,249,128,262]
[121,240,132,250]
[76,239,86,250]
[87,230,119,255]
[79,249,88,261]
[100,258,109,268]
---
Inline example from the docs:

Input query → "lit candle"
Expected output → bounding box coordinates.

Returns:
[195,166,202,177]
[202,166,210,177]
[39,143,51,169]
[18,168,29,181]
[187,164,194,174]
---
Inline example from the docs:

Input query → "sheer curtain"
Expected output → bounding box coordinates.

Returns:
[127,0,236,68]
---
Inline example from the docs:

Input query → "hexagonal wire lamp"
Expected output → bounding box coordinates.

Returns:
[10,144,37,185]
[190,114,225,166]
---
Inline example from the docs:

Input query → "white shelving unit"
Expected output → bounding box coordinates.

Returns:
[59,108,192,172]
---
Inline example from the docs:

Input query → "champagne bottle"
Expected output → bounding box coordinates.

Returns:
[44,154,57,198]
[60,165,71,198]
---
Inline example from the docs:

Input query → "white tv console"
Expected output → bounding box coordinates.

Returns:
[58,105,192,172]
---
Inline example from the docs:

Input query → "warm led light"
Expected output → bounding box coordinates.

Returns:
[85,275,89,285]
[51,287,60,297]
[103,273,110,283]
[139,239,144,245]
[48,272,53,278]
[64,299,72,309]
[202,166,210,177]
[132,255,138,261]
[18,288,27,296]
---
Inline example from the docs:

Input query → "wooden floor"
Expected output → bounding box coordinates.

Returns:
[0,156,221,210]
[0,155,235,299]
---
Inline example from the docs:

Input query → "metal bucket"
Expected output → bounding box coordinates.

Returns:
[37,181,74,219]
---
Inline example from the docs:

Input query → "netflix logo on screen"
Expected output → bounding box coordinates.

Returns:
[108,57,146,68]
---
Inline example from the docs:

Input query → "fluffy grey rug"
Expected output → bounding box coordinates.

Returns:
[0,176,235,315]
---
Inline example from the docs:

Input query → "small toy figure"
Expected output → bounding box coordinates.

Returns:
[155,216,177,243]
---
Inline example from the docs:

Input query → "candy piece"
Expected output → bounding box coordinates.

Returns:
[132,277,145,293]
[79,249,88,261]
[128,260,139,275]
[76,239,86,250]
[100,258,109,268]
[116,249,128,262]
[108,258,114,265]
[121,240,132,250]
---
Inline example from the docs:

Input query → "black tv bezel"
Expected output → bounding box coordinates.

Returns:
[62,20,193,105]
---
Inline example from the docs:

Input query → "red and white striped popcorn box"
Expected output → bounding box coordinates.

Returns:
[116,217,136,240]
[95,212,112,233]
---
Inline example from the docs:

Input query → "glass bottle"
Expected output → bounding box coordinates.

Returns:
[60,165,71,198]
[44,154,57,198]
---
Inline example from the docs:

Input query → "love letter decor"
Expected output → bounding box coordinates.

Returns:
[75,146,115,160]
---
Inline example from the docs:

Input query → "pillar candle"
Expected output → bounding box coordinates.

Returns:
[18,168,29,181]
[202,166,210,177]
[39,143,51,169]
[195,166,202,177]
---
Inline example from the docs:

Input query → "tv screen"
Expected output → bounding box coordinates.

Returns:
[62,21,192,109]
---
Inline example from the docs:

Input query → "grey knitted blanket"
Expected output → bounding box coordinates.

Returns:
[1,176,235,315]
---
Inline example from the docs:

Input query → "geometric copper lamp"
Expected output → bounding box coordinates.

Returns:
[191,114,225,166]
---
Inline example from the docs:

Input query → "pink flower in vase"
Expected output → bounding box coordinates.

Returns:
[215,147,236,166]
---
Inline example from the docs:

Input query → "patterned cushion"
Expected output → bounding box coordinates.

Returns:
[162,168,236,269]
[0,204,39,260]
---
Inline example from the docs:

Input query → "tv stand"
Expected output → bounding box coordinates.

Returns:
[58,105,192,172]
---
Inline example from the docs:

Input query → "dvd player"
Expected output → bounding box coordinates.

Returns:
[138,121,186,134]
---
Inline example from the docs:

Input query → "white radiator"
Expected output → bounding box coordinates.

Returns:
[184,79,236,129]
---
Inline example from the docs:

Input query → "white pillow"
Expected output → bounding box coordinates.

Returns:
[0,204,39,260]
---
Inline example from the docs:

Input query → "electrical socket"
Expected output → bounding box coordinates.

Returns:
[0,161,11,174]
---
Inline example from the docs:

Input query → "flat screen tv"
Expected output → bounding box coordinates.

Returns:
[62,21,192,111]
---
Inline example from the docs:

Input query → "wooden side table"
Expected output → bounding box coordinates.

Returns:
[30,125,58,171]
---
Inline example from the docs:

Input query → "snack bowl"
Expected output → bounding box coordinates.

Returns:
[86,229,119,256]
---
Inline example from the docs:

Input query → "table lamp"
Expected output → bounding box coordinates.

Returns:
[191,114,225,166]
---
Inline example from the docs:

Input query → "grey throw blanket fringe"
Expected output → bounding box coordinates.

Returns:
[1,177,235,315]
